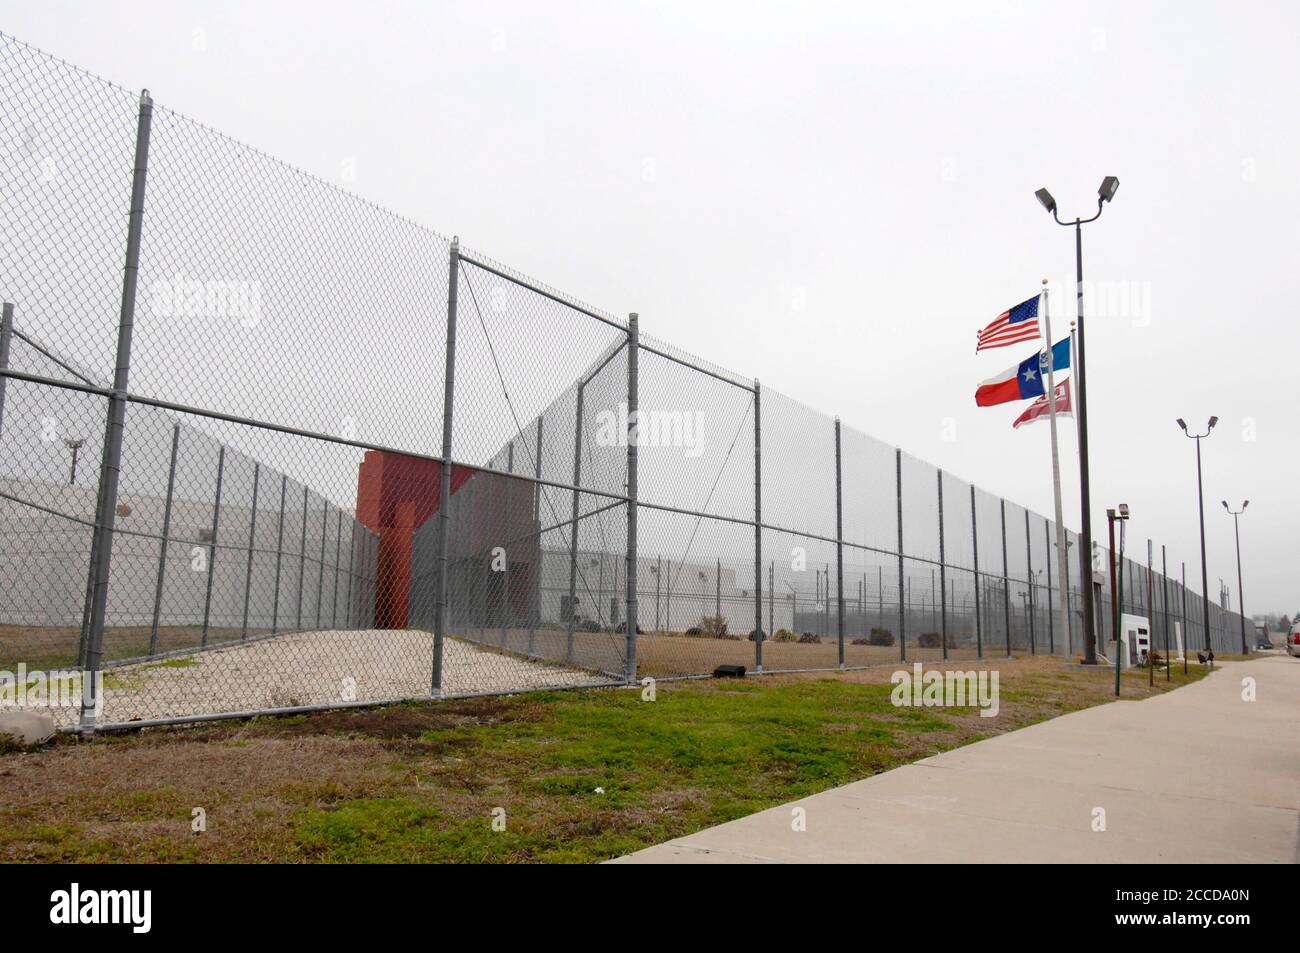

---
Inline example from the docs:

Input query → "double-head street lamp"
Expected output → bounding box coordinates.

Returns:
[1222,499,1249,653]
[1177,416,1217,653]
[62,436,85,486]
[1034,176,1119,665]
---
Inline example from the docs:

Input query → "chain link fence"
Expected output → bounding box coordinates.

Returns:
[0,32,1256,731]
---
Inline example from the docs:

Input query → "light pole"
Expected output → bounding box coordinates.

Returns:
[1222,499,1249,653]
[62,437,85,486]
[1034,176,1119,665]
[1177,416,1217,653]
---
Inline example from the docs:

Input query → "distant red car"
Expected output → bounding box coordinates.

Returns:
[1288,622,1300,659]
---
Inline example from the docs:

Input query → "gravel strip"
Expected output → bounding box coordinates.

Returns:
[46,629,610,728]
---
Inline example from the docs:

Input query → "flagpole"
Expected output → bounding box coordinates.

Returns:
[1041,279,1073,657]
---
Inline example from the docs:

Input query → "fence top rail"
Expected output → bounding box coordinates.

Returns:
[639,330,757,392]
[639,338,756,393]
[459,248,627,332]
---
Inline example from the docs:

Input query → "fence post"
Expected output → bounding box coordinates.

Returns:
[753,379,763,671]
[331,507,342,628]
[715,557,721,621]
[477,539,486,642]
[501,443,513,648]
[1146,538,1155,665]
[240,463,260,639]
[859,573,864,640]
[315,502,327,629]
[1044,518,1054,654]
[345,520,356,628]
[935,465,946,655]
[1000,498,1011,656]
[625,312,639,684]
[200,446,226,647]
[528,416,543,653]
[834,418,844,670]
[565,381,584,663]
[296,486,308,630]
[1180,561,1189,671]
[146,423,180,657]
[935,468,946,660]
[1024,508,1035,654]
[271,474,287,635]
[432,237,461,695]
[144,426,182,655]
[653,555,660,630]
[0,302,12,439]
[1161,545,1171,679]
[666,562,672,629]
[971,484,982,659]
[368,532,378,627]
[895,448,905,662]
[79,90,153,727]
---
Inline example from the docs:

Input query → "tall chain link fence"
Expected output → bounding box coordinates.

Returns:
[0,32,1256,731]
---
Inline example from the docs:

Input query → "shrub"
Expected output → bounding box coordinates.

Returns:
[868,627,895,646]
[851,637,869,646]
[772,628,797,643]
[747,629,766,642]
[577,619,602,632]
[700,615,729,639]
[917,632,942,649]
[798,632,822,644]
[684,626,703,637]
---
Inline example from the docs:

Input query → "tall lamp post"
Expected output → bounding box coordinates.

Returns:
[62,437,85,486]
[1177,417,1217,653]
[1222,500,1249,653]
[1034,176,1119,665]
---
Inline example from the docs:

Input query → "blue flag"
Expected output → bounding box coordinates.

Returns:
[1037,337,1070,374]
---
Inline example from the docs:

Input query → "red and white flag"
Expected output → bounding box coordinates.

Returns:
[1012,377,1072,429]
[977,294,1041,352]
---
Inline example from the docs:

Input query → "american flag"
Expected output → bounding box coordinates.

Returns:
[976,294,1041,352]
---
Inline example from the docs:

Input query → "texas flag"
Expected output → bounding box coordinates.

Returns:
[974,339,1070,407]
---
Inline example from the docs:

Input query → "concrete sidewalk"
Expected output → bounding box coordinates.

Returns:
[615,657,1300,864]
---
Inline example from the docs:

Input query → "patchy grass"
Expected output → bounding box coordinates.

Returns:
[143,658,199,670]
[0,656,1207,863]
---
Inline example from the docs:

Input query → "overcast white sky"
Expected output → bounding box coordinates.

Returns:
[3,0,1295,615]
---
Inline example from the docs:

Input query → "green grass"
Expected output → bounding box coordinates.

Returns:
[285,681,945,862]
[0,658,1209,863]
[143,658,199,670]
